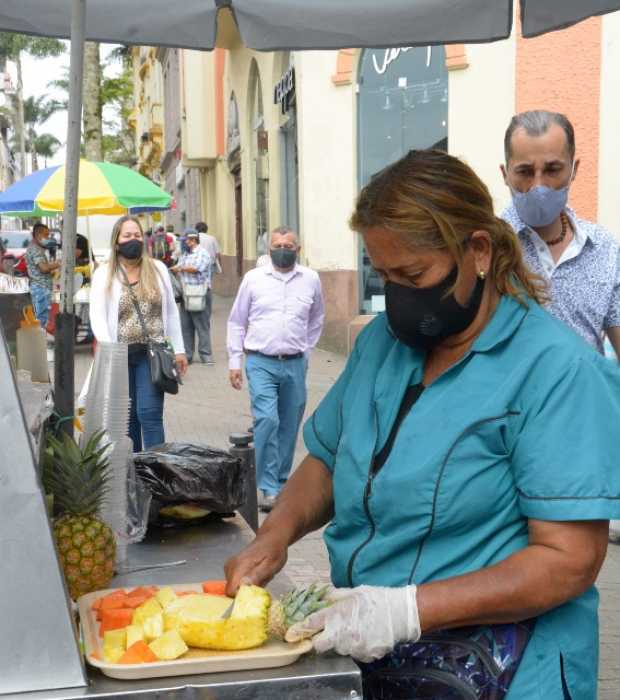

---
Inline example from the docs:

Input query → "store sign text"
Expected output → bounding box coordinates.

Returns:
[371,46,432,75]
[274,67,295,114]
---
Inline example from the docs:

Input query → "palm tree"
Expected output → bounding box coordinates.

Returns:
[83,42,103,161]
[22,95,63,170]
[33,133,61,168]
[0,34,64,177]
[48,45,134,166]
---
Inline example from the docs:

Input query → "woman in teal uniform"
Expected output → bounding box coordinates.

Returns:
[225,150,620,699]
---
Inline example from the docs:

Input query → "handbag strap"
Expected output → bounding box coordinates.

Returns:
[118,264,152,343]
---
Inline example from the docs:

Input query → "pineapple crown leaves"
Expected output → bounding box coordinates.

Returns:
[282,583,331,624]
[43,429,112,517]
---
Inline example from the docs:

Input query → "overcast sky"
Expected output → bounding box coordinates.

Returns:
[14,42,121,167]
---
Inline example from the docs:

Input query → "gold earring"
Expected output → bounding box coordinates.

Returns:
[477,270,487,280]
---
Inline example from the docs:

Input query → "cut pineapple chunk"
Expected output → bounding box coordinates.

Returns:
[103,628,126,651]
[148,630,188,660]
[164,593,233,632]
[155,586,177,609]
[174,585,271,651]
[142,612,164,642]
[103,646,124,664]
[230,585,271,620]
[125,624,144,648]
[132,597,162,627]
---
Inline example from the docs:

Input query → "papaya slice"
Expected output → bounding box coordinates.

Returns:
[100,608,134,632]
[201,580,227,596]
[100,591,129,610]
[118,640,158,664]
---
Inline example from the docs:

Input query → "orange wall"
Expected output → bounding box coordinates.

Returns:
[516,17,602,220]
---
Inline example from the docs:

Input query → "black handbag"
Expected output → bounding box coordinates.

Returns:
[119,266,182,395]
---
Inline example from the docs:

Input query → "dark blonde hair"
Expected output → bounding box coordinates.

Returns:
[107,215,161,298]
[350,149,546,305]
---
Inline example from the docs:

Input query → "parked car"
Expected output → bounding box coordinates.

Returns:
[1,230,31,274]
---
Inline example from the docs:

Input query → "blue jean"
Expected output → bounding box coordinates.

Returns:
[245,353,307,496]
[128,349,165,452]
[30,283,51,329]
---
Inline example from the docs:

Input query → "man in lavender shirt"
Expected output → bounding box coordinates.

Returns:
[227,226,325,511]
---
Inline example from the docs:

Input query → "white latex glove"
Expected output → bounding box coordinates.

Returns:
[286,584,420,663]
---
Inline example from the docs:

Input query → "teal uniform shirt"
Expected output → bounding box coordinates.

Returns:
[303,295,620,699]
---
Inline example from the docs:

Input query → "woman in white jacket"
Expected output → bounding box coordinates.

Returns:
[90,215,187,451]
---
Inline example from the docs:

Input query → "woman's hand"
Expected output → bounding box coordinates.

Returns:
[224,533,288,596]
[175,353,188,377]
[287,585,420,662]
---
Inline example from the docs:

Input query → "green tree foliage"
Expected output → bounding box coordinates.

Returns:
[47,45,134,165]
[0,33,64,176]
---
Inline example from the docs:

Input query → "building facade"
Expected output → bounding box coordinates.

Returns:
[132,11,620,353]
[153,48,202,234]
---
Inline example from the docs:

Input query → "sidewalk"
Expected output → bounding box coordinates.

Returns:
[74,292,620,695]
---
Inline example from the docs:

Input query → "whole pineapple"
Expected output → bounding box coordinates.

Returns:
[43,429,116,600]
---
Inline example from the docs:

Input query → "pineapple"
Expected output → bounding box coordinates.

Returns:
[125,624,144,647]
[43,429,116,601]
[166,583,330,651]
[149,630,188,660]
[103,629,126,664]
[268,583,331,642]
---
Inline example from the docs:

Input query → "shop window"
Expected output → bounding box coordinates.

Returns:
[357,46,448,313]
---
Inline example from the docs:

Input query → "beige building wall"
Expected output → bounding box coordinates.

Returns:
[448,37,517,215]
[295,50,359,352]
[598,12,620,238]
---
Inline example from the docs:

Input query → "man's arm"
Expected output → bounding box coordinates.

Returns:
[226,276,252,371]
[38,260,59,274]
[307,275,325,349]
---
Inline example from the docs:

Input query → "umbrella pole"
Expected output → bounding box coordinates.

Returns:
[54,0,86,436]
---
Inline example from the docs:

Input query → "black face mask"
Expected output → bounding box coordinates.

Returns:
[117,239,143,260]
[384,265,485,352]
[270,247,297,269]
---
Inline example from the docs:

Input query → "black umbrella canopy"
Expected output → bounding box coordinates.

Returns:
[1,0,620,50]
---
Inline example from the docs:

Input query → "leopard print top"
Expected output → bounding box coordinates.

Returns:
[117,281,165,344]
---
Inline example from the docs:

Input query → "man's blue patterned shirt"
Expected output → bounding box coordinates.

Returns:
[502,203,620,353]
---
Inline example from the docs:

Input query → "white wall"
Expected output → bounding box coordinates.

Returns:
[448,36,516,215]
[295,51,358,271]
[598,12,620,237]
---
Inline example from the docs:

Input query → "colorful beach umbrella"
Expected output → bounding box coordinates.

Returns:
[0,160,172,217]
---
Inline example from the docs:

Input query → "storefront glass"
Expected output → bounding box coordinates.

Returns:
[357,46,448,313]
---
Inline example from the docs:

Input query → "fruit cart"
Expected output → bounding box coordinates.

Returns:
[0,324,363,700]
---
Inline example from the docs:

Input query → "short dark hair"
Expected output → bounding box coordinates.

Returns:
[33,222,49,238]
[504,110,576,163]
[195,221,208,233]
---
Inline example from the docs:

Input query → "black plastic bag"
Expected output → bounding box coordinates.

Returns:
[133,442,246,514]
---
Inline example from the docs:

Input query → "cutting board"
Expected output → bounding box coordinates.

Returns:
[78,582,313,680]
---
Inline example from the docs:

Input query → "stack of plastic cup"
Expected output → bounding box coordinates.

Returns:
[83,342,130,441]
[98,436,133,567]
[82,342,131,567]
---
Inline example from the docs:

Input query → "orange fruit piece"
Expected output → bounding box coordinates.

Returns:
[201,580,227,596]
[100,591,129,610]
[118,641,158,664]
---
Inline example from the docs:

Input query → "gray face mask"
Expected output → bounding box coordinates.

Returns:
[270,247,297,269]
[509,163,574,228]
